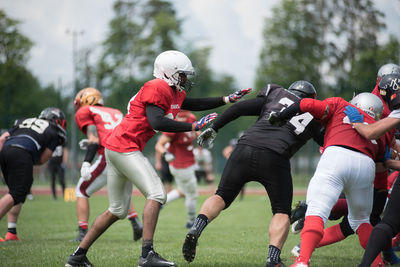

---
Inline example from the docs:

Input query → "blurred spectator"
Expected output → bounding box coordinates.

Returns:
[47,144,68,200]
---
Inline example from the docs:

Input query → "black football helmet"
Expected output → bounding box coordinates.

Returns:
[39,107,67,129]
[288,80,317,99]
[378,73,400,102]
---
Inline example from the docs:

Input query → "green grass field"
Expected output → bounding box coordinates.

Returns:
[0,191,370,266]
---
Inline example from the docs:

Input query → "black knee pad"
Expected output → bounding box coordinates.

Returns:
[339,216,355,237]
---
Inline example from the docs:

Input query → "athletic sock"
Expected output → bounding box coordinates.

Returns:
[317,224,345,248]
[267,245,281,263]
[191,214,209,236]
[127,211,138,220]
[78,221,88,230]
[166,189,180,203]
[298,215,324,263]
[7,222,17,234]
[141,240,154,258]
[73,247,88,256]
[7,222,17,235]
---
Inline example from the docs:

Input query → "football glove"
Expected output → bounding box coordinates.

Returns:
[79,139,89,150]
[192,113,218,131]
[226,88,253,103]
[164,152,175,162]
[344,106,364,123]
[80,161,92,181]
[384,145,393,162]
[197,128,218,149]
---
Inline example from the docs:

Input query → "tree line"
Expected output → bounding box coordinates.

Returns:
[1,0,399,174]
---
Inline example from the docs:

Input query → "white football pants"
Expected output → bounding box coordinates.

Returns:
[105,149,166,218]
[306,146,375,231]
[169,164,198,223]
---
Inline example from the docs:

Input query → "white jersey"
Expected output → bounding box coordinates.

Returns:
[193,147,212,171]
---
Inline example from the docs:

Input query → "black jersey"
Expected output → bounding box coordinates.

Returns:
[4,117,63,163]
[212,84,324,158]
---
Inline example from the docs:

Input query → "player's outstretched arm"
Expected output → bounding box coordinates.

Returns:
[181,88,252,111]
[352,116,400,140]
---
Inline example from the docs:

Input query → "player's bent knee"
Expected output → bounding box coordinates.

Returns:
[108,206,129,219]
[146,190,167,205]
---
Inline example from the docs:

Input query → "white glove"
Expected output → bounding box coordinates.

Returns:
[80,161,92,181]
[79,139,89,150]
[164,152,175,162]
[197,128,218,149]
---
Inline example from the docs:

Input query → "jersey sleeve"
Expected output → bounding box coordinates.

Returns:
[300,98,338,120]
[74,107,95,133]
[140,82,172,111]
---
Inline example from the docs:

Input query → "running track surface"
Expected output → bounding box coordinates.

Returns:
[0,186,307,196]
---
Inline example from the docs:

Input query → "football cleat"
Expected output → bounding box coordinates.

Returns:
[130,216,143,241]
[290,258,309,267]
[65,254,94,267]
[266,257,286,267]
[290,201,307,224]
[182,228,199,263]
[138,250,177,267]
[291,243,301,258]
[0,237,4,242]
[73,228,88,242]
[291,218,305,234]
[5,232,20,241]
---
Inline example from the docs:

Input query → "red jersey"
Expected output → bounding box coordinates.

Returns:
[164,131,196,168]
[163,112,196,168]
[75,105,123,150]
[300,97,386,161]
[104,79,186,152]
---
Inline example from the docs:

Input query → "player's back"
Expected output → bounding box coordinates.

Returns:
[75,105,123,146]
[239,84,323,158]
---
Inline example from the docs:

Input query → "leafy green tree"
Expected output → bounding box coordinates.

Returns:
[256,0,324,93]
[256,0,388,99]
[0,10,41,128]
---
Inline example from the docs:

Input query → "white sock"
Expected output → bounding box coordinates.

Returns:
[8,222,17,228]
[166,189,180,203]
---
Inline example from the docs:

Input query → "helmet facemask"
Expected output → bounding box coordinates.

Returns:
[171,71,194,92]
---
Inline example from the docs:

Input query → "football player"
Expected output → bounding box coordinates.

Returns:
[65,50,252,267]
[183,81,324,267]
[0,107,66,241]
[155,110,199,228]
[71,87,143,242]
[269,91,390,266]
[345,73,400,266]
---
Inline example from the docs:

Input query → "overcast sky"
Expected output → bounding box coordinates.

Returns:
[1,0,399,92]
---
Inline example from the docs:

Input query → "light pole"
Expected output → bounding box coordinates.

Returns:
[66,29,84,183]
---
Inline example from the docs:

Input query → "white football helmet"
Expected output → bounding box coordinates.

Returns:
[350,92,383,120]
[377,63,400,81]
[153,50,195,91]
